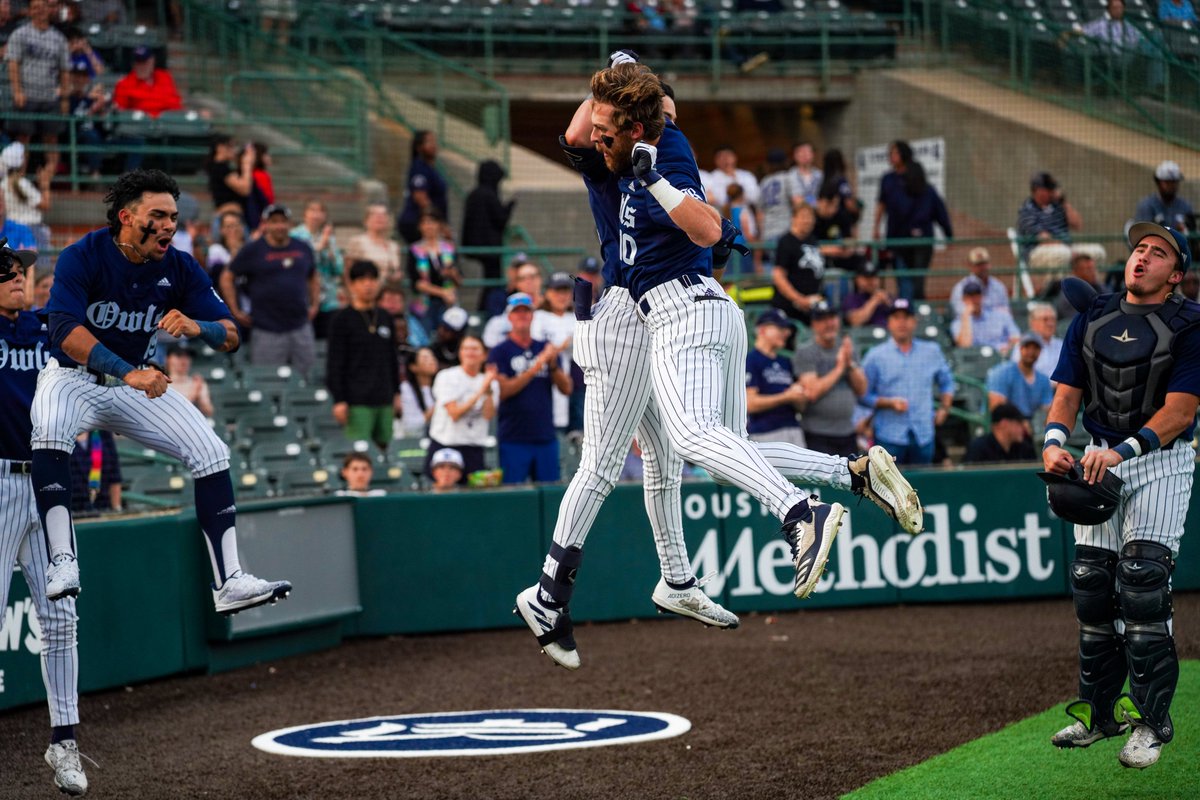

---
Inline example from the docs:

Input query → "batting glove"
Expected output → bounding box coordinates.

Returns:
[631,142,661,187]
[712,219,750,268]
[609,49,639,67]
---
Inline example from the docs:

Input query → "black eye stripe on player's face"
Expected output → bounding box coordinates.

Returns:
[600,134,615,148]
[139,221,157,244]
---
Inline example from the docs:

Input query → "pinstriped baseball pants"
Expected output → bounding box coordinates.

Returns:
[1074,441,1195,556]
[1,469,79,728]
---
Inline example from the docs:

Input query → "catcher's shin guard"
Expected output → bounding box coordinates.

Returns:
[1115,540,1178,743]
[1069,545,1127,731]
[539,543,584,608]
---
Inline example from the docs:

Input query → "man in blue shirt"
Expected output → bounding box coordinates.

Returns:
[488,292,573,484]
[1134,160,1194,235]
[0,246,92,796]
[862,298,956,464]
[30,169,291,616]
[220,204,319,376]
[745,308,807,446]
[951,278,1020,354]
[987,332,1053,419]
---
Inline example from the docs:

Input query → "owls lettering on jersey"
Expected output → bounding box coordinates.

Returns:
[47,229,232,367]
[618,122,713,301]
[0,312,51,459]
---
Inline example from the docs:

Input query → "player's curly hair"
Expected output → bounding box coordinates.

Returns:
[104,169,181,237]
[589,63,665,142]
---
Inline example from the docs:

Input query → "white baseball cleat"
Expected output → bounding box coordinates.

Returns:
[212,571,292,616]
[783,499,845,599]
[1051,719,1129,749]
[514,585,581,670]
[46,554,81,601]
[849,445,925,534]
[45,740,89,796]
[651,577,739,629]
[1119,725,1164,769]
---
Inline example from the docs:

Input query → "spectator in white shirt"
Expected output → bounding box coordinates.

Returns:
[532,271,577,432]
[949,246,1010,316]
[704,144,760,210]
[426,334,499,482]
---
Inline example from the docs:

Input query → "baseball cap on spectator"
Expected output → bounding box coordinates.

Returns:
[766,147,787,167]
[577,256,601,274]
[261,203,291,220]
[968,247,990,265]
[1030,171,1057,191]
[756,308,793,328]
[132,45,153,62]
[810,300,838,320]
[1155,160,1183,182]
[69,57,91,75]
[440,306,469,332]
[1019,332,1044,349]
[1,142,25,172]
[430,448,465,470]
[509,252,530,267]
[991,402,1027,425]
[889,298,915,316]
[547,271,573,290]
[962,279,984,296]
[855,260,880,277]
[506,292,534,313]
[1128,221,1192,272]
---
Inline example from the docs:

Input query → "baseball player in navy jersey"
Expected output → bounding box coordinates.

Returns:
[1045,222,1200,769]
[29,169,291,616]
[0,243,90,795]
[515,58,922,670]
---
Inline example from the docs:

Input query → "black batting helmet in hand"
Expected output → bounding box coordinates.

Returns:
[1037,463,1124,525]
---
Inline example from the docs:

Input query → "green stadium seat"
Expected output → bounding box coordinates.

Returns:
[250,440,316,474]
[275,466,333,496]
[129,472,192,504]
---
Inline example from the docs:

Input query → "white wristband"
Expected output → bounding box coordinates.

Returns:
[1043,428,1067,448]
[648,179,686,213]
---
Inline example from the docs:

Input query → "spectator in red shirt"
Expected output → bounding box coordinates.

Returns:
[112,45,182,118]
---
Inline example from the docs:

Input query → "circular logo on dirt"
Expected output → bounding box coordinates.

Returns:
[251,709,691,758]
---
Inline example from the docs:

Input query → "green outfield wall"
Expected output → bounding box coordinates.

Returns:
[3,466,1199,712]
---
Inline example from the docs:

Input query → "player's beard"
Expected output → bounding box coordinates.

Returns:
[602,136,634,175]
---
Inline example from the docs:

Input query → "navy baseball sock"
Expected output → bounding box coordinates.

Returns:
[51,725,76,744]
[195,471,242,587]
[784,498,812,525]
[32,449,76,560]
[665,577,697,590]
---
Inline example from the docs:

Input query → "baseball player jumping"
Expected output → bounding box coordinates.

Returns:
[516,60,922,670]
[31,170,291,615]
[0,242,91,795]
[1043,222,1200,769]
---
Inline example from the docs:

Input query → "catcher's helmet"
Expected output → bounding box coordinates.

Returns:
[1037,463,1124,525]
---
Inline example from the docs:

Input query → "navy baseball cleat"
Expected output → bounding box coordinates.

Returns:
[514,585,581,670]
[782,499,845,599]
[213,572,292,616]
[46,554,81,601]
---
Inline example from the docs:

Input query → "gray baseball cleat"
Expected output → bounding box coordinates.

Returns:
[782,499,845,599]
[1119,725,1164,769]
[212,571,292,616]
[651,577,739,628]
[849,445,924,534]
[46,554,81,601]
[1051,719,1129,749]
[514,585,581,670]
[45,740,89,796]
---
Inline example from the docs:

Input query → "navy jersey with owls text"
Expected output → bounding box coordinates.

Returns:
[577,161,625,289]
[619,120,713,300]
[0,311,51,460]
[47,229,233,367]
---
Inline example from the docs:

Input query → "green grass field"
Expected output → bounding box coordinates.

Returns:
[846,661,1199,800]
